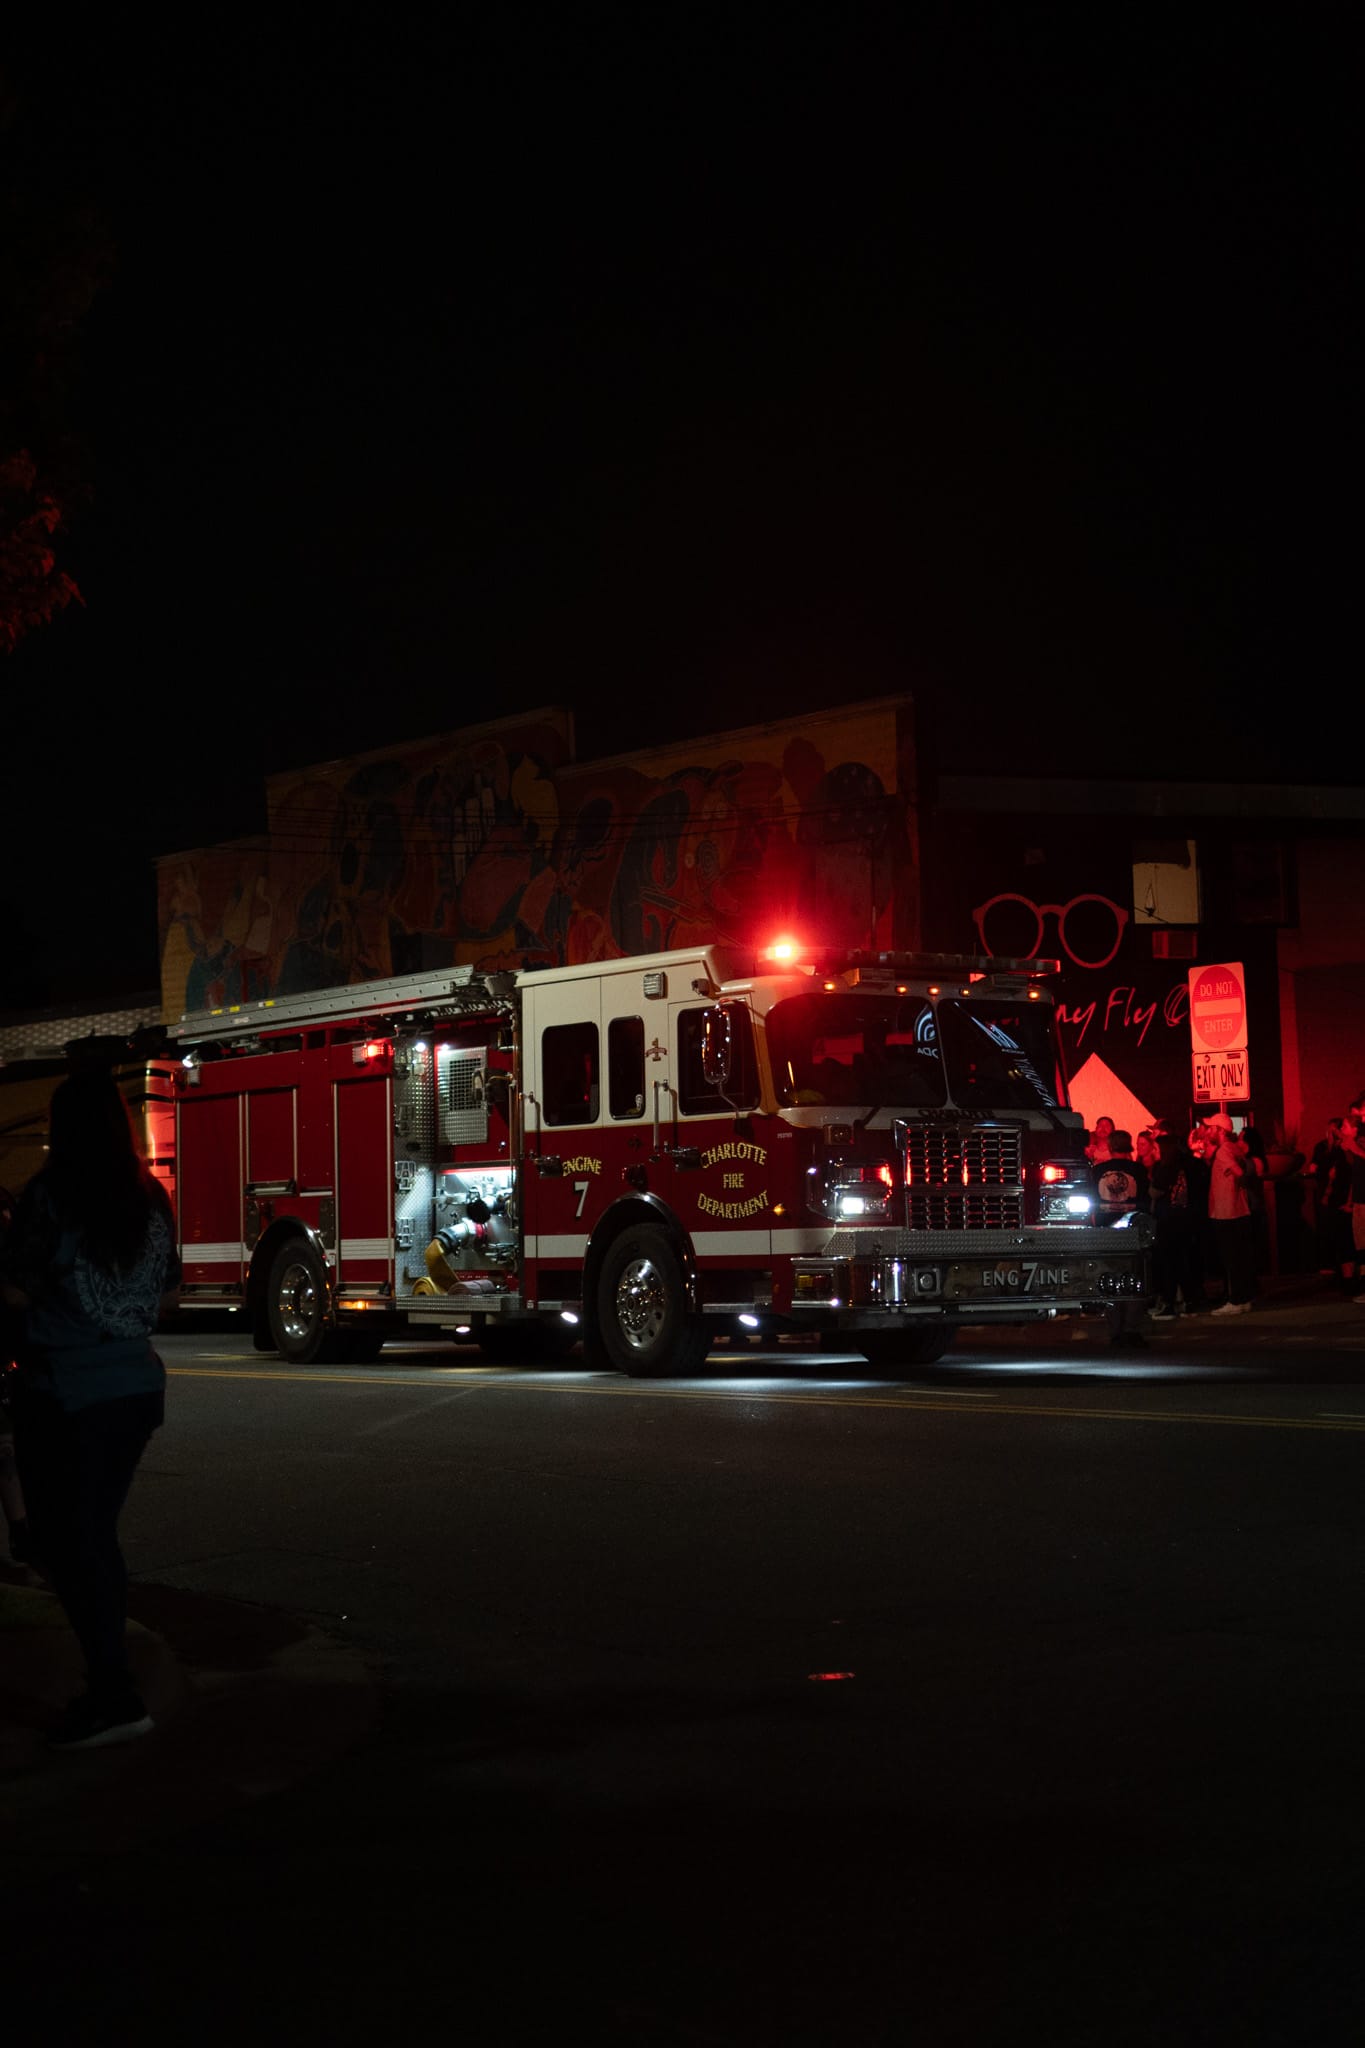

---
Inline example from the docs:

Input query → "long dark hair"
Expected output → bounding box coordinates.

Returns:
[43,1072,158,1271]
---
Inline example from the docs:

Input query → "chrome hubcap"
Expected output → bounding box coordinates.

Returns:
[276,1260,319,1344]
[615,1256,666,1352]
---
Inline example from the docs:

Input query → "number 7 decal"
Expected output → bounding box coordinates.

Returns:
[573,1179,590,1218]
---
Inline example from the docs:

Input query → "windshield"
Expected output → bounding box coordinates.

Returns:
[935,999,1067,1110]
[767,994,946,1108]
[766,993,1067,1112]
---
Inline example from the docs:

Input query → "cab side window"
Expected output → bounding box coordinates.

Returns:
[608,1016,646,1119]
[542,1022,600,1126]
[677,1007,759,1114]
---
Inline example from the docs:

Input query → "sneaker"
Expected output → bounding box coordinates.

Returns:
[47,1694,154,1752]
[1148,1307,1178,1321]
[1352,1295,1365,1305]
[1211,1300,1253,1316]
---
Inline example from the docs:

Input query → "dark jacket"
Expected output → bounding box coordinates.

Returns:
[1,1173,178,1412]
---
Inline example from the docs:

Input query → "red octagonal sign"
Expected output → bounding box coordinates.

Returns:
[1188,962,1246,1054]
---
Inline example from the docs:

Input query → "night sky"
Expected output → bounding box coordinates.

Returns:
[1,16,1355,1007]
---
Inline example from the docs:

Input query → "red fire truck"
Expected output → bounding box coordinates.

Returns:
[166,944,1151,1371]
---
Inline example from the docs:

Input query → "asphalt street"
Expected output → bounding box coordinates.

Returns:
[7,1301,1365,2045]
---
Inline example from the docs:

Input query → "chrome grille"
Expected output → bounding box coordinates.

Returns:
[901,1124,1023,1232]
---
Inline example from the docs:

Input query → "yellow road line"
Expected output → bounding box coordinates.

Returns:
[165,1365,1365,1432]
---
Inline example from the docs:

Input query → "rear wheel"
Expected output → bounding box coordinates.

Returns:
[477,1319,580,1365]
[597,1226,709,1377]
[267,1239,342,1364]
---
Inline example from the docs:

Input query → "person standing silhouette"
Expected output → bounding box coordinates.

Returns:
[1,1072,179,1748]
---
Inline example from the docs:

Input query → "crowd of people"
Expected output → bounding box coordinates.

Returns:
[1084,1095,1365,1318]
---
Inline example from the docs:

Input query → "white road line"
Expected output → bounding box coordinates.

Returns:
[358,1386,490,1433]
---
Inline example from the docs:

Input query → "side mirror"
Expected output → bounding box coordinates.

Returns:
[701,1005,733,1090]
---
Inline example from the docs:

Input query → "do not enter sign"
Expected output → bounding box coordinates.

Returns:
[1188,961,1247,1054]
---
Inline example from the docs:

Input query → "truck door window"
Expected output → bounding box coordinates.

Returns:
[542,1022,600,1126]
[608,1016,646,1119]
[936,1000,1067,1110]
[678,1007,758,1113]
[766,994,945,1108]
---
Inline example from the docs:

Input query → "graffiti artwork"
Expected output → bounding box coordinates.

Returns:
[157,701,918,1020]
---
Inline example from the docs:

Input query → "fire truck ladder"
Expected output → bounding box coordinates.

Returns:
[170,966,516,1047]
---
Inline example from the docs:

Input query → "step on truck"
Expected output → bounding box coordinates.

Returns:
[167,943,1152,1372]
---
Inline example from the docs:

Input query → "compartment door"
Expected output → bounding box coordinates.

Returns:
[177,1092,245,1290]
[335,1076,394,1285]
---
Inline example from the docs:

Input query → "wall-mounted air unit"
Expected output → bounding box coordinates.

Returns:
[1133,838,1200,927]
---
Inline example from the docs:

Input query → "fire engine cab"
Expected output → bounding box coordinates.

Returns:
[168,945,1151,1373]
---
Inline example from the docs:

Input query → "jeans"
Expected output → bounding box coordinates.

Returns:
[1213,1216,1257,1307]
[1153,1203,1201,1311]
[12,1390,163,1707]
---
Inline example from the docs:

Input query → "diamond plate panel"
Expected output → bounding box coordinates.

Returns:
[438,1047,490,1148]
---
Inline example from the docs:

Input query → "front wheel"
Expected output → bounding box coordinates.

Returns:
[597,1226,709,1377]
[267,1239,343,1364]
[846,1328,958,1374]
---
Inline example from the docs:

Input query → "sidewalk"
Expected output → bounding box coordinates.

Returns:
[1150,1269,1365,1335]
[0,1571,379,1883]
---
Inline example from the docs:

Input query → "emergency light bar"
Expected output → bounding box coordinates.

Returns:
[757,946,1061,979]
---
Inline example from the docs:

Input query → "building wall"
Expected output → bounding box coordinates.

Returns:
[1277,838,1365,1144]
[922,805,1282,1139]
[157,699,919,1021]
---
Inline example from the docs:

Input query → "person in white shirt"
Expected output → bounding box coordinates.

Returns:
[1203,1113,1256,1314]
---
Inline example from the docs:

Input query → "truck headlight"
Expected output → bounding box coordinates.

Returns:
[806,1162,897,1224]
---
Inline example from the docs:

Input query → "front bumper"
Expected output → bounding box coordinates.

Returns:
[786,1220,1154,1324]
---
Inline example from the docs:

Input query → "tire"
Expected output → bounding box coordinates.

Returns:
[848,1328,957,1374]
[266,1238,343,1364]
[477,1319,579,1366]
[596,1225,709,1377]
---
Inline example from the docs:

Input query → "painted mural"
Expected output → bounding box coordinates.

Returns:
[157,701,917,1021]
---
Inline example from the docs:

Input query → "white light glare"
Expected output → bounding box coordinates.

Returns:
[181,1054,195,1068]
[738,1313,760,1328]
[1066,1194,1092,1214]
[560,1310,580,1325]
[413,1039,428,1053]
[837,1195,867,1217]
[455,1323,472,1335]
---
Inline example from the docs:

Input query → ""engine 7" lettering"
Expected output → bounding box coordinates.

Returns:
[980,1263,1071,1291]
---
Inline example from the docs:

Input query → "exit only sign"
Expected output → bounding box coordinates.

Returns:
[1192,1047,1250,1103]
